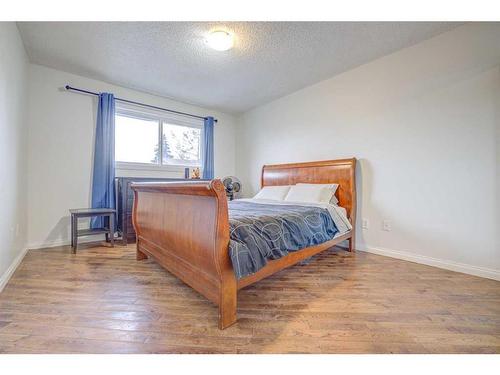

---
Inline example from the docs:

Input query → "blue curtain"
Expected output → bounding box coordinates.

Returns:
[91,93,116,229]
[202,116,215,179]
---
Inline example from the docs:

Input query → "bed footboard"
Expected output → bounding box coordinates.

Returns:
[131,179,237,329]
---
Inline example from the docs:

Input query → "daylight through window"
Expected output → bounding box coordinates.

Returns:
[115,104,203,169]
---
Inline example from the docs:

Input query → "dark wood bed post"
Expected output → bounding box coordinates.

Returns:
[347,158,356,252]
[348,236,355,252]
[212,181,238,329]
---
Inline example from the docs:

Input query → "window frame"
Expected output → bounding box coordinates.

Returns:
[114,102,204,172]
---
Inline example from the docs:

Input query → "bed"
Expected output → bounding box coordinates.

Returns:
[131,158,356,329]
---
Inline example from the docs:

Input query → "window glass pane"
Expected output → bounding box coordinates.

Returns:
[115,115,159,164]
[162,123,201,164]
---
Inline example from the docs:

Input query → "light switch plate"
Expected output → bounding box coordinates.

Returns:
[362,219,369,229]
[382,220,391,231]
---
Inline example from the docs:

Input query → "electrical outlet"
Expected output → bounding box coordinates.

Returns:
[382,219,391,231]
[362,219,369,229]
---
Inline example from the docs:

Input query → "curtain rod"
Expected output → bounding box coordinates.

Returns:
[64,85,217,123]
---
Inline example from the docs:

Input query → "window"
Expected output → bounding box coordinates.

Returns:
[115,103,203,169]
[115,115,159,164]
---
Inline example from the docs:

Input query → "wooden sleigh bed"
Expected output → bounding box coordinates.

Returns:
[131,158,357,329]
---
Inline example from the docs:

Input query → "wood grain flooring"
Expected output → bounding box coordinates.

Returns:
[0,243,499,354]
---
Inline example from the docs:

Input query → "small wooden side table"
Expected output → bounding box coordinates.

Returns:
[69,208,116,253]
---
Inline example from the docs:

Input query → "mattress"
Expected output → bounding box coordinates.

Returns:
[227,198,352,279]
[237,198,352,235]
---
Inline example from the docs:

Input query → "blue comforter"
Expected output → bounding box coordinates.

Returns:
[228,200,338,279]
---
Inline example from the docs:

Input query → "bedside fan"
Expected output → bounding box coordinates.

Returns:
[221,176,242,201]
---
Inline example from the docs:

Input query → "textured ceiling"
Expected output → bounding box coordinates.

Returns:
[17,22,461,114]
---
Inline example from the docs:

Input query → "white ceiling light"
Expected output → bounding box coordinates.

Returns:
[206,30,234,51]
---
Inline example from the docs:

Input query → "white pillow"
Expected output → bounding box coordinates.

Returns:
[297,183,339,205]
[253,185,291,201]
[285,183,338,204]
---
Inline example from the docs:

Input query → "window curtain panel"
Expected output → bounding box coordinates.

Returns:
[91,93,116,229]
[202,116,215,179]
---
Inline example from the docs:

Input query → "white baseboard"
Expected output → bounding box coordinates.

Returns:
[27,239,69,250]
[27,235,107,250]
[0,247,29,293]
[357,244,500,281]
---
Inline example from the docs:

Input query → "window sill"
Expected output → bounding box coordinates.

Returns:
[115,162,200,172]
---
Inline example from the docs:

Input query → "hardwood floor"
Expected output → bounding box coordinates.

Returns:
[0,243,499,354]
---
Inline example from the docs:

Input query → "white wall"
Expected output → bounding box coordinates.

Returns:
[236,23,500,279]
[0,23,29,288]
[27,64,237,249]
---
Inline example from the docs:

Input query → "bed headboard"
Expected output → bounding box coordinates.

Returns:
[261,158,357,224]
